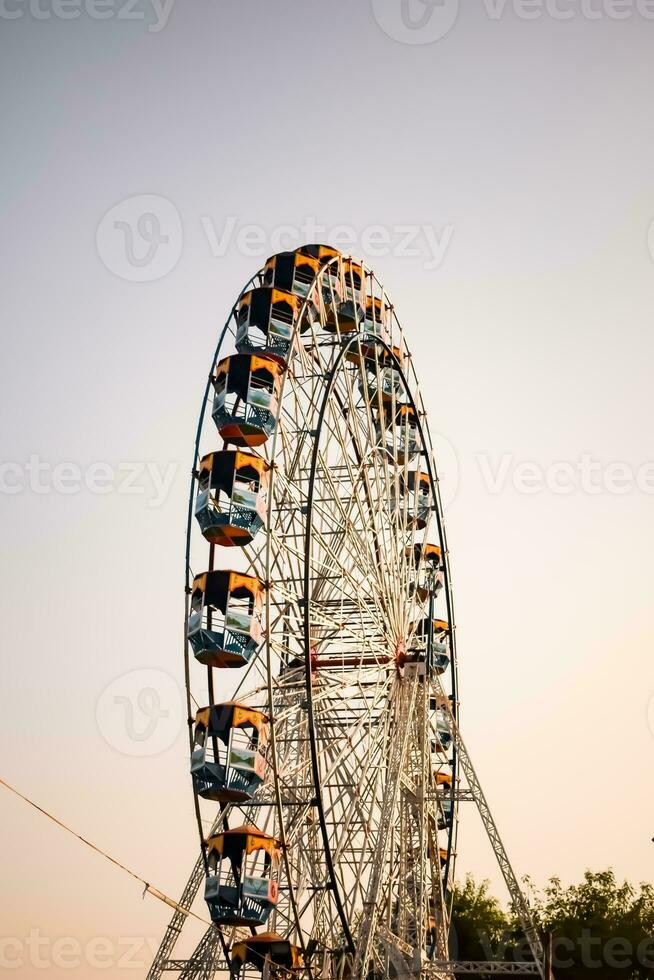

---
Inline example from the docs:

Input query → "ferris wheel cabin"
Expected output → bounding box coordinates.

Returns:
[377,404,420,464]
[230,933,304,978]
[187,570,263,668]
[407,541,445,600]
[235,287,304,363]
[296,243,343,312]
[262,251,322,313]
[204,826,280,927]
[410,617,451,674]
[212,353,283,447]
[191,702,268,803]
[431,707,453,754]
[338,259,365,330]
[359,344,405,404]
[435,770,454,830]
[194,450,269,547]
[409,541,442,567]
[362,295,390,342]
[404,470,433,528]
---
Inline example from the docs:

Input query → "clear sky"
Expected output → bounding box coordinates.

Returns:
[2,2,654,976]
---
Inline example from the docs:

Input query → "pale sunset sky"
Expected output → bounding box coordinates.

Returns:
[2,2,654,976]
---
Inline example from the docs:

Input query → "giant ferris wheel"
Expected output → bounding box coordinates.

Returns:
[147,247,547,980]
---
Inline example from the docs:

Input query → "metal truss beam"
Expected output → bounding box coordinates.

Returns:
[428,961,541,975]
[438,700,545,978]
[146,853,206,980]
[178,927,223,979]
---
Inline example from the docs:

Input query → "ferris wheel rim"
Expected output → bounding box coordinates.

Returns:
[182,251,461,974]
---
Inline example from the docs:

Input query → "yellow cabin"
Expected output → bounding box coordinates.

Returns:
[204,826,280,927]
[191,702,269,803]
[187,570,263,667]
[194,450,270,547]
[236,286,305,363]
[230,933,304,976]
[376,404,420,464]
[212,353,284,447]
[262,251,321,317]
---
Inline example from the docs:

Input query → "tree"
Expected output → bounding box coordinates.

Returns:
[532,870,654,979]
[450,870,654,979]
[450,874,513,963]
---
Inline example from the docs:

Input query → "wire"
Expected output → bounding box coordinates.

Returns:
[0,777,210,926]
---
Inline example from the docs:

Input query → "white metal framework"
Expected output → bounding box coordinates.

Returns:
[147,250,546,980]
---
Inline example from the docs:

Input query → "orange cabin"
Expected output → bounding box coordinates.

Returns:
[212,353,284,448]
[236,286,304,363]
[230,933,304,975]
[204,826,281,927]
[378,405,420,465]
[187,570,264,668]
[191,702,269,803]
[297,243,343,312]
[363,295,390,340]
[194,450,270,547]
[262,251,322,316]
[336,259,365,331]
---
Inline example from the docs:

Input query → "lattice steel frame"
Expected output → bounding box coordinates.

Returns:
[147,255,546,980]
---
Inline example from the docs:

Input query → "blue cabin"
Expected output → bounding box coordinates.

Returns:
[187,570,263,668]
[191,702,268,803]
[194,450,269,547]
[431,708,453,755]
[204,826,280,927]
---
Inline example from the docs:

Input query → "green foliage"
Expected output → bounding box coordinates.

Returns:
[534,870,654,979]
[450,874,513,962]
[450,871,654,978]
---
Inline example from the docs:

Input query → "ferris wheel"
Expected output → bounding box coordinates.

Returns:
[147,248,548,980]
